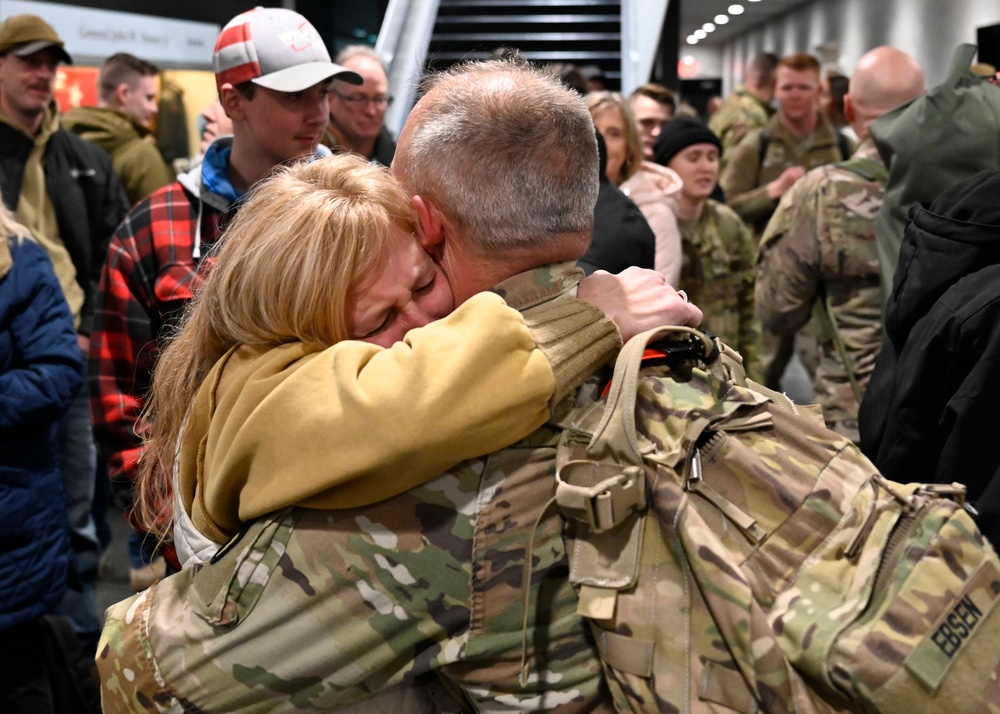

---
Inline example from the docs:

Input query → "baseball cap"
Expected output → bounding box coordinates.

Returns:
[0,14,73,64]
[214,7,362,93]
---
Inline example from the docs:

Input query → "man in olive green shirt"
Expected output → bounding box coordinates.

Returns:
[720,52,852,389]
[64,52,174,206]
[709,51,777,168]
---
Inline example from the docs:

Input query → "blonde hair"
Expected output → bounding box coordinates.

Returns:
[134,154,415,537]
[586,91,644,185]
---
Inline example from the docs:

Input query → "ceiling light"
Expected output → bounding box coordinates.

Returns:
[748,0,761,3]
[702,22,716,32]
[715,14,730,23]
[729,4,745,14]
[694,29,707,39]
[687,35,699,44]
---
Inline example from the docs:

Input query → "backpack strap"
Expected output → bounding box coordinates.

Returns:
[835,155,889,183]
[812,288,864,406]
[809,153,888,407]
[757,130,770,166]
[837,131,853,162]
[761,129,854,169]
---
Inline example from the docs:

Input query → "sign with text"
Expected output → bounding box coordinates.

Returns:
[0,0,219,67]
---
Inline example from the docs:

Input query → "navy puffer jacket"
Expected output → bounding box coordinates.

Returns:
[0,236,82,629]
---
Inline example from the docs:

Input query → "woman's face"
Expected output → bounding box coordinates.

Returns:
[592,106,628,185]
[346,228,454,347]
[668,143,720,203]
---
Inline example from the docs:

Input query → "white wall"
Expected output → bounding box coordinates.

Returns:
[716,0,1000,92]
[681,45,724,79]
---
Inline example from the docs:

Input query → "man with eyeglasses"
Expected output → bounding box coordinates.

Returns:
[325,45,396,165]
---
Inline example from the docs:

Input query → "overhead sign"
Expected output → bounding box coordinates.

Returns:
[0,0,219,67]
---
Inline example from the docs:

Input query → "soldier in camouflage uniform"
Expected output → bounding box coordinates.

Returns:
[755,47,926,443]
[708,52,778,170]
[97,61,703,713]
[720,52,852,242]
[655,115,761,380]
[720,52,853,389]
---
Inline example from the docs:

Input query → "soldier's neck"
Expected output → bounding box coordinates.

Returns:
[677,195,705,222]
[780,113,818,137]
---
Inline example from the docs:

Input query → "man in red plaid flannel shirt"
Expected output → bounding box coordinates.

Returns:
[87,8,361,583]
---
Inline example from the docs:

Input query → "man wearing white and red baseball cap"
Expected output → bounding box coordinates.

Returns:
[89,8,360,592]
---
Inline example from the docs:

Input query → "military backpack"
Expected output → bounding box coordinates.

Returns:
[525,326,1000,713]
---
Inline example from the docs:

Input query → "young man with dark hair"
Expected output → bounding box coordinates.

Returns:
[709,51,779,162]
[64,52,174,205]
[88,7,362,589]
[629,82,676,159]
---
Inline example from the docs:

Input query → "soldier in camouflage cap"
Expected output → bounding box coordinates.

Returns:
[755,47,925,443]
[708,52,778,170]
[96,60,702,713]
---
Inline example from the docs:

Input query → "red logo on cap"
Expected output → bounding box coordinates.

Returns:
[278,22,316,53]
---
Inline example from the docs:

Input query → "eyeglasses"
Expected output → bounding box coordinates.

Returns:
[332,90,393,109]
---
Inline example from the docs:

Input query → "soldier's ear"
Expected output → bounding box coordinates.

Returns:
[843,95,856,124]
[412,195,445,259]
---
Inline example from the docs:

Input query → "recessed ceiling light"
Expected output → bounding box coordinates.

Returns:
[687,35,699,44]
[702,22,716,32]
[715,14,729,24]
[729,4,745,14]
[694,29,707,39]
[748,0,761,3]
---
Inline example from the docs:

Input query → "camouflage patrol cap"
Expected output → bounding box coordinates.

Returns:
[0,14,72,64]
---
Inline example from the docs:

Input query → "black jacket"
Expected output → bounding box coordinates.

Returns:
[0,123,129,334]
[579,132,655,274]
[579,178,656,275]
[859,169,1000,544]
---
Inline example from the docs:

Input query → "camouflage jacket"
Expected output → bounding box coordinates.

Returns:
[676,200,761,380]
[97,262,618,714]
[720,113,850,239]
[707,85,774,169]
[755,137,885,429]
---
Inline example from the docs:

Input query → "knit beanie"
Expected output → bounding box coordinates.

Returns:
[653,116,722,167]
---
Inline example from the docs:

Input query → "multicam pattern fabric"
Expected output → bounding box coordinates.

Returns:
[720,113,849,240]
[677,200,761,380]
[557,328,1000,713]
[707,86,774,169]
[97,263,616,714]
[755,138,885,436]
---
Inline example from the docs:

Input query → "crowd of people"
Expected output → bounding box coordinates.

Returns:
[1,4,999,713]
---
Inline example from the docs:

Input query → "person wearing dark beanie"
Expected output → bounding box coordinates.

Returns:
[655,115,762,380]
[653,115,722,167]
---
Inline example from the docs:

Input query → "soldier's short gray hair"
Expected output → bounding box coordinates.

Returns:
[394,60,598,256]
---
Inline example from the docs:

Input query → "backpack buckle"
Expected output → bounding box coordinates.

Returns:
[556,461,646,532]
